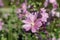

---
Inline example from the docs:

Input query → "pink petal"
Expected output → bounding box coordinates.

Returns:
[40,8,46,13]
[33,20,42,30]
[40,12,49,22]
[51,9,56,16]
[44,0,49,7]
[49,0,56,3]
[21,3,27,12]
[22,18,31,24]
[40,18,47,22]
[0,0,4,7]
[22,24,31,31]
[52,2,58,9]
[31,27,37,33]
[28,13,37,22]
[35,19,42,27]
[18,14,24,19]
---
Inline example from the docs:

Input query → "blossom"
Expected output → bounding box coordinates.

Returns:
[16,8,23,19]
[52,2,58,9]
[21,3,27,13]
[40,8,46,12]
[40,8,49,22]
[44,0,58,9]
[51,8,56,16]
[44,0,49,7]
[22,13,42,33]
[49,0,58,9]
[16,7,30,20]
[40,13,49,22]
[0,0,4,7]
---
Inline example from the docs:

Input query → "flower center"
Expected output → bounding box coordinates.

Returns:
[31,22,34,26]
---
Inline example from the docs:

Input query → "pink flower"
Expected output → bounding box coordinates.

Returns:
[51,8,56,16]
[40,12,49,22]
[40,8,49,22]
[52,2,58,9]
[49,0,58,9]
[22,13,42,33]
[21,3,27,13]
[40,8,46,12]
[16,8,30,20]
[44,0,49,7]
[44,0,58,9]
[0,0,4,7]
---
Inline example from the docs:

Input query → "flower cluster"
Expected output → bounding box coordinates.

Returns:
[22,8,49,33]
[16,3,49,33]
[16,0,59,33]
[44,0,58,8]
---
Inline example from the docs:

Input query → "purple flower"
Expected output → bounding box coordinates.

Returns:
[52,2,58,9]
[40,13,49,22]
[40,8,46,13]
[49,0,58,9]
[16,8,30,20]
[22,13,42,33]
[44,0,49,7]
[44,0,58,9]
[21,3,27,13]
[0,0,4,7]
[40,8,49,22]
[51,8,56,16]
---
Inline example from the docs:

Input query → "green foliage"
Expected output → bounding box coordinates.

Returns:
[0,0,60,40]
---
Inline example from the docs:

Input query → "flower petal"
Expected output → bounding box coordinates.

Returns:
[28,13,37,22]
[31,27,37,33]
[35,20,42,27]
[22,24,31,31]
[22,18,31,24]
